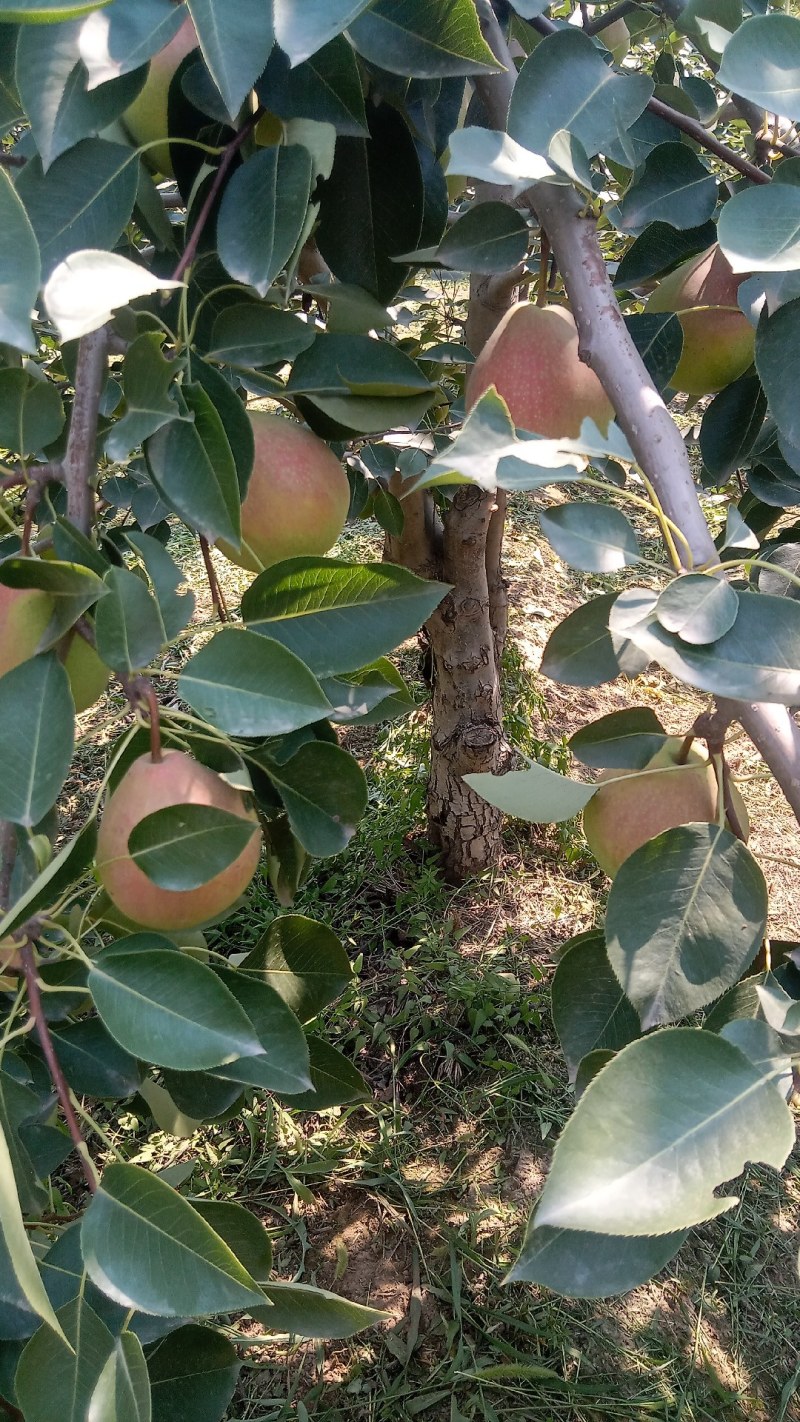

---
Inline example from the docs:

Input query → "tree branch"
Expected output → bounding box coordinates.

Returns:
[585,0,638,35]
[472,5,800,827]
[171,113,259,283]
[62,329,109,536]
[20,943,98,1194]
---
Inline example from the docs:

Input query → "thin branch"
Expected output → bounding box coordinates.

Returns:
[171,113,259,284]
[20,943,98,1194]
[62,329,109,536]
[0,151,25,169]
[472,6,800,828]
[199,535,229,622]
[585,0,638,34]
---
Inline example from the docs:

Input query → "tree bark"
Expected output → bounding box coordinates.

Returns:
[426,486,513,880]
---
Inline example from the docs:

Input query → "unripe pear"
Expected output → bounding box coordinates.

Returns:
[583,736,749,877]
[0,583,51,678]
[646,244,754,396]
[215,411,351,574]
[63,634,110,713]
[121,14,198,179]
[600,18,631,63]
[95,749,261,931]
[465,303,614,438]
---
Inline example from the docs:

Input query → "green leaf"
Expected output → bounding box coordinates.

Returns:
[0,0,110,16]
[104,333,180,461]
[94,566,166,673]
[211,967,312,1096]
[717,14,800,120]
[718,182,800,274]
[16,1299,114,1422]
[624,311,683,395]
[445,127,556,195]
[316,102,424,306]
[0,556,106,645]
[258,742,367,857]
[146,1325,239,1422]
[0,654,74,827]
[179,628,332,737]
[185,0,274,120]
[699,373,766,483]
[0,1119,67,1344]
[207,304,316,369]
[756,297,800,451]
[538,503,640,573]
[272,0,373,65]
[465,762,595,823]
[88,1332,151,1422]
[78,0,186,86]
[614,220,717,289]
[241,558,449,678]
[551,932,640,1083]
[259,34,368,138]
[250,1282,387,1339]
[16,139,138,280]
[655,574,739,645]
[50,1018,143,1099]
[408,202,529,275]
[508,28,652,162]
[677,0,741,64]
[285,333,438,438]
[612,143,716,235]
[0,24,23,136]
[568,707,666,770]
[127,804,258,891]
[540,593,649,687]
[0,369,64,456]
[88,938,265,1071]
[349,0,500,77]
[144,380,240,547]
[0,821,96,940]
[16,21,146,170]
[533,1028,794,1235]
[187,357,254,497]
[277,1036,369,1110]
[240,914,352,1022]
[43,249,181,343]
[612,585,800,704]
[123,532,195,643]
[217,145,313,298]
[81,1163,266,1316]
[508,1216,687,1298]
[189,1202,272,1283]
[0,169,39,354]
[606,825,768,1029]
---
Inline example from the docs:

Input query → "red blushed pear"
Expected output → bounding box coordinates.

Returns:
[121,13,199,179]
[646,244,755,395]
[215,411,351,574]
[465,302,614,438]
[95,750,262,931]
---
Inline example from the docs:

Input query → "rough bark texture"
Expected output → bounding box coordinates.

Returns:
[426,486,512,880]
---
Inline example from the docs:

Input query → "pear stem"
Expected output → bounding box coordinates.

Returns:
[675,734,695,766]
[20,942,98,1194]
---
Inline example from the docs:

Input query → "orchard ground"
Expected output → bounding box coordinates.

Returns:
[65,485,800,1422]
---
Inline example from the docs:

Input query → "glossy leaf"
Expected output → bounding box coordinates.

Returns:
[349,0,499,77]
[240,915,353,1023]
[540,593,649,687]
[0,1119,67,1344]
[568,707,666,770]
[508,1216,687,1298]
[755,297,800,450]
[699,373,767,482]
[145,380,240,546]
[508,29,652,161]
[88,1332,151,1422]
[613,143,716,234]
[0,169,39,354]
[259,741,368,857]
[178,628,332,737]
[655,574,739,645]
[127,805,257,891]
[551,933,640,1083]
[614,219,717,289]
[124,533,195,643]
[250,1282,387,1338]
[445,127,556,195]
[276,1036,369,1110]
[272,0,373,65]
[217,145,313,298]
[185,0,274,119]
[81,1164,266,1316]
[718,181,800,273]
[78,0,186,86]
[188,357,254,497]
[0,369,65,456]
[16,1299,114,1422]
[44,250,181,343]
[16,139,138,281]
[533,1029,794,1235]
[717,14,800,119]
[146,1325,239,1422]
[104,333,180,461]
[50,1018,143,1099]
[94,566,166,673]
[241,558,449,678]
[465,762,595,823]
[606,825,768,1029]
[259,34,368,137]
[189,1202,272,1283]
[0,654,74,827]
[211,968,312,1096]
[624,311,683,395]
[207,304,316,369]
[413,202,529,275]
[538,503,640,572]
[88,939,264,1071]
[0,821,96,940]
